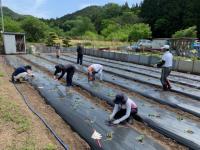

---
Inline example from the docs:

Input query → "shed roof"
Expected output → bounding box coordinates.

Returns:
[3,32,25,35]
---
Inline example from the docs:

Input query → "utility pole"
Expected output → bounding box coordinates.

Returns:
[0,0,4,32]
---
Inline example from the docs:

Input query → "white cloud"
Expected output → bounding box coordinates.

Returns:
[3,0,49,18]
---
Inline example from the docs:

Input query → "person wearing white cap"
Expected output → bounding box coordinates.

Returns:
[157,45,173,90]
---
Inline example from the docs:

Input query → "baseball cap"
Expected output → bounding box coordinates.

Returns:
[25,65,32,70]
[114,93,128,104]
[161,45,170,50]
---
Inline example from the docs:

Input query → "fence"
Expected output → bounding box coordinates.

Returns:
[31,44,200,74]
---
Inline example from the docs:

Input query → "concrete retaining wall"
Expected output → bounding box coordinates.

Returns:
[178,60,194,73]
[33,45,200,74]
[193,61,200,74]
[83,49,200,74]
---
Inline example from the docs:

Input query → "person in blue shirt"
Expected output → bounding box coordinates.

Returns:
[11,65,34,83]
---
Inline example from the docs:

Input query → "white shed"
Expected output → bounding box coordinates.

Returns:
[3,32,26,54]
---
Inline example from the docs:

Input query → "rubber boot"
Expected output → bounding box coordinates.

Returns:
[163,84,168,91]
[128,116,134,125]
[166,80,171,90]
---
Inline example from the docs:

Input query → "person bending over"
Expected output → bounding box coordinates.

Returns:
[109,93,142,125]
[88,64,103,82]
[54,64,75,86]
[12,65,34,83]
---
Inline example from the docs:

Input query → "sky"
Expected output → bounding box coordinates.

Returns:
[3,0,143,19]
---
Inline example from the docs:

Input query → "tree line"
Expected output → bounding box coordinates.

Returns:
[1,1,200,45]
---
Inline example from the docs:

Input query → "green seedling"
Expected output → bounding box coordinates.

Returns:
[71,99,82,110]
[57,96,65,100]
[107,92,115,97]
[148,113,161,118]
[105,132,113,141]
[185,129,194,134]
[177,116,184,121]
[136,135,144,143]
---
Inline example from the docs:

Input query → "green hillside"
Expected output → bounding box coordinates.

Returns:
[1,1,200,43]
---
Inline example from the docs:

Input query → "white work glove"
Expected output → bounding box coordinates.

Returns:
[53,76,58,81]
[153,64,157,68]
[113,120,120,125]
[109,115,113,121]
[91,130,102,140]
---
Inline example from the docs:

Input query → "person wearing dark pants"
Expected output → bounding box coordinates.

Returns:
[55,44,61,59]
[11,65,34,83]
[161,67,171,90]
[157,45,173,91]
[54,64,75,86]
[77,43,84,65]
[109,93,142,125]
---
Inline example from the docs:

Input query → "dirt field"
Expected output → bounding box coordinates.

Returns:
[0,56,89,150]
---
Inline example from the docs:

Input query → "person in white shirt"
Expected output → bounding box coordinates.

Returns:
[157,45,173,90]
[88,64,103,81]
[109,93,141,125]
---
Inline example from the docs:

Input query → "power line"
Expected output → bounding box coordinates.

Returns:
[0,0,4,32]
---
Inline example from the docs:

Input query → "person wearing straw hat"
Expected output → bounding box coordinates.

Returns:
[157,45,173,90]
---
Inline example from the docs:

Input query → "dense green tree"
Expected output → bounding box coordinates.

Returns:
[103,3,122,19]
[114,12,141,26]
[0,17,23,32]
[62,37,71,47]
[101,23,119,38]
[46,32,63,46]
[128,23,152,42]
[66,16,96,36]
[21,16,49,42]
[140,0,199,38]
[83,31,99,40]
[172,26,197,38]
[46,32,58,46]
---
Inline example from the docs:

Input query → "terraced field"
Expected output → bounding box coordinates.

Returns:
[6,52,200,150]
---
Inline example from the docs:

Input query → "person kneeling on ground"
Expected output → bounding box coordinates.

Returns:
[54,64,75,86]
[88,64,103,82]
[156,45,173,91]
[109,93,142,125]
[11,65,34,83]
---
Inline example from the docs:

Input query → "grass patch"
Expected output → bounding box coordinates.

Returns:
[43,143,57,150]
[71,39,129,49]
[21,138,36,150]
[0,96,30,133]
[7,137,36,150]
[0,72,4,77]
